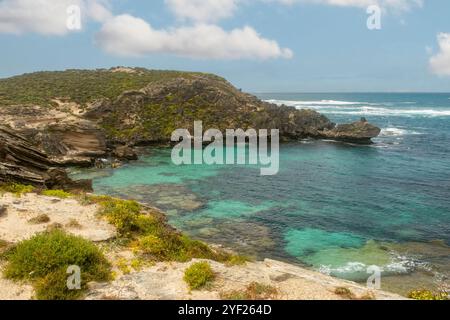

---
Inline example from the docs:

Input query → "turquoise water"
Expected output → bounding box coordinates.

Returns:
[72,93,450,294]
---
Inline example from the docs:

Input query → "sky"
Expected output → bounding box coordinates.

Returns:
[1,0,450,92]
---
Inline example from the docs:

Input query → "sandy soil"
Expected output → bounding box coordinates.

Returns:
[0,193,116,243]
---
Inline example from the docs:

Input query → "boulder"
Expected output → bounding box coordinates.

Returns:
[112,145,138,161]
[319,118,381,144]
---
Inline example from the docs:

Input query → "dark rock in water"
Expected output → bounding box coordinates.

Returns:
[319,120,381,144]
[112,145,138,161]
[45,168,93,192]
[0,125,92,191]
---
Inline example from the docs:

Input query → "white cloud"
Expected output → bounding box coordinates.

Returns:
[271,0,423,11]
[96,14,293,60]
[165,0,237,23]
[0,0,111,35]
[164,0,424,24]
[429,33,450,76]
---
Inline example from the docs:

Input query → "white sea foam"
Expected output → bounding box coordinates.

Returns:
[380,127,423,137]
[266,100,450,117]
[317,254,430,278]
[318,260,417,277]
[330,106,450,117]
[265,99,365,106]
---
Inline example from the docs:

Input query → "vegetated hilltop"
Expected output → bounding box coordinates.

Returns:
[0,68,219,108]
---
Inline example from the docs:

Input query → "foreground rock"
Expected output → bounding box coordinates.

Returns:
[0,126,91,190]
[87,258,406,300]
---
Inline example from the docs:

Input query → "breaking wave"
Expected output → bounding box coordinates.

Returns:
[317,254,430,281]
[266,99,450,117]
[380,127,423,137]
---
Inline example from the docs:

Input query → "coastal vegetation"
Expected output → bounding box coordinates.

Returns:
[183,261,215,290]
[90,195,246,264]
[408,289,448,300]
[41,189,73,199]
[0,69,220,108]
[1,230,111,300]
[0,183,34,197]
[3,183,249,298]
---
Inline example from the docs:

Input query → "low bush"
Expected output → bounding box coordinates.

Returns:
[3,230,111,300]
[0,183,34,196]
[41,190,72,199]
[184,261,215,290]
[408,289,448,300]
[97,198,141,236]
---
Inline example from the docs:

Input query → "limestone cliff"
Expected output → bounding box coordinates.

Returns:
[0,126,91,190]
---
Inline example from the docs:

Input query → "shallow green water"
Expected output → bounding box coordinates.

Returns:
[72,93,450,294]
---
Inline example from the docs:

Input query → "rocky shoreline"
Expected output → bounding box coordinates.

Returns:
[0,67,380,188]
[0,68,390,300]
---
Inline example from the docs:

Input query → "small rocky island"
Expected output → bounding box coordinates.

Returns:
[0,67,380,187]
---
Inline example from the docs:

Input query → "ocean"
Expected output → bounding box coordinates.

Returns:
[71,93,450,295]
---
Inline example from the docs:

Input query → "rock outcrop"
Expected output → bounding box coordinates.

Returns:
[319,118,381,143]
[0,105,107,166]
[86,75,362,144]
[0,126,92,190]
[0,68,381,187]
[112,145,138,161]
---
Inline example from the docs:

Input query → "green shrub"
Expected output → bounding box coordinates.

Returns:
[93,194,244,265]
[225,255,249,267]
[184,262,215,290]
[41,190,72,199]
[98,198,141,236]
[408,289,448,300]
[134,214,165,235]
[138,235,167,258]
[3,230,111,300]
[34,269,84,300]
[0,183,34,196]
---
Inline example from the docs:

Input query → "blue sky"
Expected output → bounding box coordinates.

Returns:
[1,0,450,92]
